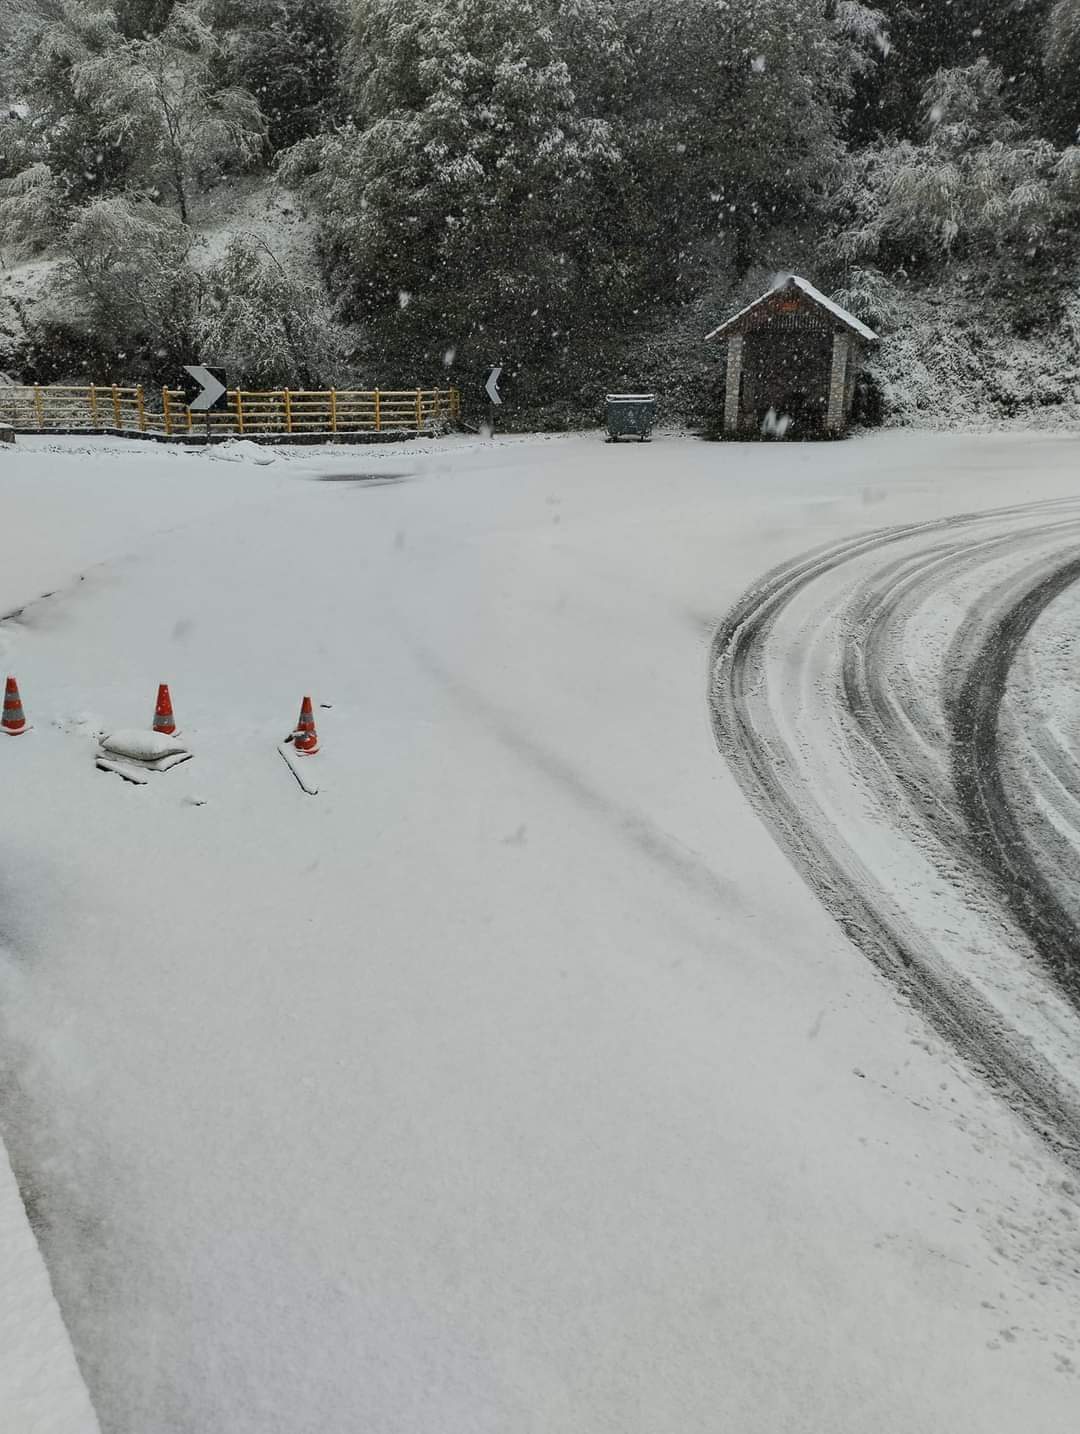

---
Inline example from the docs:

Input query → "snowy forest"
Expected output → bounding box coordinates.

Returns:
[1,0,1080,425]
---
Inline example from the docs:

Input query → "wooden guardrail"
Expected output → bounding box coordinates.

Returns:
[0,385,461,438]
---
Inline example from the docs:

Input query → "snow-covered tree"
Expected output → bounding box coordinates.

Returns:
[58,195,201,366]
[71,1,265,222]
[833,61,1074,271]
[199,0,347,152]
[852,0,1056,139]
[608,0,866,288]
[9,3,135,216]
[282,0,625,370]
[198,234,344,385]
[0,162,67,254]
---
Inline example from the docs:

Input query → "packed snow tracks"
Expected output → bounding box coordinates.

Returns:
[710,497,1080,1168]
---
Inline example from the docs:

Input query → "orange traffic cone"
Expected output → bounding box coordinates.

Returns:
[2,676,27,735]
[293,695,319,754]
[153,683,176,735]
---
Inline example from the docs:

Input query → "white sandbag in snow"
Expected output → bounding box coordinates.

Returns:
[100,729,189,761]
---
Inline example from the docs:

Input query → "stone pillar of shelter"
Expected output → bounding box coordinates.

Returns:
[826,332,849,432]
[723,335,744,434]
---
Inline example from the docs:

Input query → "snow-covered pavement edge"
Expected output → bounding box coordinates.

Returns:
[0,1138,99,1433]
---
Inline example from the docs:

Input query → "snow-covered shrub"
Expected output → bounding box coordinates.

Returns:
[864,283,1080,429]
[831,267,901,332]
[58,196,202,370]
[198,234,344,386]
[834,61,1075,269]
[0,163,66,255]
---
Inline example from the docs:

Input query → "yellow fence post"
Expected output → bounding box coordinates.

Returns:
[283,389,292,434]
[235,390,244,435]
[330,389,337,434]
[33,385,44,431]
[111,385,122,430]
[162,388,172,437]
[136,386,146,433]
[415,389,422,429]
[374,389,381,432]
[89,384,99,429]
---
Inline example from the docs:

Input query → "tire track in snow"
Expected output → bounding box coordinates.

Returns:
[951,552,1080,1002]
[710,498,1080,1168]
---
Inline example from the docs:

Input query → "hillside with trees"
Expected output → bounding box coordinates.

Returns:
[1,0,1079,426]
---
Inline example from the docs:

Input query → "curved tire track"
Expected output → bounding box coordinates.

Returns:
[710,498,1080,1167]
[951,554,1080,1001]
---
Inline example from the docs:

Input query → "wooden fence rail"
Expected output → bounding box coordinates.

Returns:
[0,385,461,438]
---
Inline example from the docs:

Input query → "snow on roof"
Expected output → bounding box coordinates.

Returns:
[704,274,878,343]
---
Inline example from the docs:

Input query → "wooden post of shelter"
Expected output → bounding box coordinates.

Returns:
[89,384,99,429]
[33,385,44,431]
[111,385,122,430]
[235,390,245,435]
[283,389,292,434]
[723,336,743,434]
[162,387,173,437]
[826,333,849,432]
[374,389,381,432]
[136,386,146,433]
[329,389,337,434]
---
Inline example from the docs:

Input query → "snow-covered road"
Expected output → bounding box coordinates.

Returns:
[2,431,1080,1433]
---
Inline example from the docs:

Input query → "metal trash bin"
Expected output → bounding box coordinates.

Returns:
[605,393,656,442]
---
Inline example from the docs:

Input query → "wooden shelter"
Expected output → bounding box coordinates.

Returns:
[705,275,878,438]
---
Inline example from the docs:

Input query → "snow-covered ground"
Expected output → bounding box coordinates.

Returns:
[0,1140,99,1434]
[2,429,1080,1433]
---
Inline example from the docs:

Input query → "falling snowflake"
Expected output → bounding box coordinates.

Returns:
[398,290,411,309]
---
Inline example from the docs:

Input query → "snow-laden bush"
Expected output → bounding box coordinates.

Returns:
[834,61,1076,268]
[58,196,201,370]
[831,267,902,333]
[864,281,1080,429]
[0,163,66,255]
[198,234,344,387]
